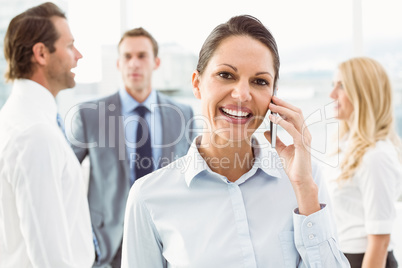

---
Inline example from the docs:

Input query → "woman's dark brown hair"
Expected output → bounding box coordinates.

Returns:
[196,15,280,89]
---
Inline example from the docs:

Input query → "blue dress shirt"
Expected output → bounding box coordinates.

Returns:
[119,88,162,184]
[122,136,350,268]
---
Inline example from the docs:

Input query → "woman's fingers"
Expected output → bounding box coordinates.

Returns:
[271,95,302,114]
[270,114,303,148]
[264,130,287,153]
[269,103,303,131]
[268,98,312,148]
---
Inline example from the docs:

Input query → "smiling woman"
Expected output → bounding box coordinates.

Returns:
[192,35,274,145]
[121,15,351,268]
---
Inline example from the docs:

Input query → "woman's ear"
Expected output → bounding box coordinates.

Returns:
[192,71,201,100]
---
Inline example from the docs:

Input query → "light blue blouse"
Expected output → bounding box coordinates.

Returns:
[122,136,350,267]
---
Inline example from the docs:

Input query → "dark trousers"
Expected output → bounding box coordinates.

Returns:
[344,251,398,268]
[109,243,122,268]
[95,244,122,268]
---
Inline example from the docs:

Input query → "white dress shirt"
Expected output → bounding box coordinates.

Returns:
[0,79,94,267]
[326,138,402,253]
[122,136,350,268]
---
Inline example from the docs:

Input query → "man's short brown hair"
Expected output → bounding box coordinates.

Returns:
[118,27,159,57]
[3,2,66,81]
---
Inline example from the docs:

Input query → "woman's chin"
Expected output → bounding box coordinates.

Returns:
[209,132,254,146]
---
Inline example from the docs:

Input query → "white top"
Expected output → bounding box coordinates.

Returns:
[0,80,94,267]
[326,138,402,253]
[122,136,350,268]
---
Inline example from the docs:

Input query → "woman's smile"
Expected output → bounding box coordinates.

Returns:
[219,105,253,124]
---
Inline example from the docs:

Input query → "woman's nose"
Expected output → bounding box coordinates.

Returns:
[231,81,252,102]
[330,87,337,100]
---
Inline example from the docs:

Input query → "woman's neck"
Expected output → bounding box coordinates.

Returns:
[198,135,254,182]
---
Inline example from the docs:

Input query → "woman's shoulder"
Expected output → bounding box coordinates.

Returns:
[357,139,402,180]
[363,139,399,163]
[131,155,191,194]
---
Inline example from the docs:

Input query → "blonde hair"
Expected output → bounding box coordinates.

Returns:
[337,57,402,181]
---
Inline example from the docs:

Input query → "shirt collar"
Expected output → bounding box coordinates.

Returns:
[12,79,58,123]
[183,136,215,187]
[184,135,284,187]
[119,88,157,115]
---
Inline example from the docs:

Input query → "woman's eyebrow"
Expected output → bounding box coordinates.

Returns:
[218,63,237,72]
[256,71,273,78]
[218,64,273,78]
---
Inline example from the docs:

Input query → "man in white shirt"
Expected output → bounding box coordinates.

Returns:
[0,3,95,267]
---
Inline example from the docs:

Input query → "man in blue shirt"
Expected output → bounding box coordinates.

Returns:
[68,28,195,268]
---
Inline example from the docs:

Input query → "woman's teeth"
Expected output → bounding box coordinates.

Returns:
[222,108,250,118]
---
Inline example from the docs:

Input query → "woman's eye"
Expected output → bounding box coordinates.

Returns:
[218,72,233,79]
[255,79,268,86]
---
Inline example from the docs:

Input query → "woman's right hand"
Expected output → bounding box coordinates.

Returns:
[264,96,320,215]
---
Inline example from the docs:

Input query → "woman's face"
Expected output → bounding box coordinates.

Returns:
[192,35,275,144]
[330,69,354,121]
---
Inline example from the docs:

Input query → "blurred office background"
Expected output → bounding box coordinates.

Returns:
[1,0,401,147]
[1,0,401,262]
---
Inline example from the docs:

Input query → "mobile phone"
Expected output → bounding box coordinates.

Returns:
[270,87,278,148]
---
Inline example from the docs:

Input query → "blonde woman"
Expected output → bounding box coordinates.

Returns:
[328,57,402,268]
